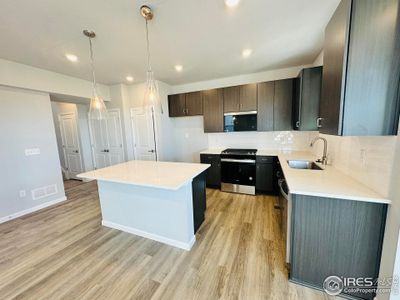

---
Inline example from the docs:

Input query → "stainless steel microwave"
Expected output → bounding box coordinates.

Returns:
[223,111,257,132]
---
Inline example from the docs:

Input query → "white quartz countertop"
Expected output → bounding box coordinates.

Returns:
[199,149,391,204]
[78,160,210,190]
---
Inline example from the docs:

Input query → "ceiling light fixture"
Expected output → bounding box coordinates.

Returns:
[126,76,134,82]
[175,65,183,72]
[242,48,253,58]
[65,54,78,62]
[225,0,240,8]
[83,29,108,120]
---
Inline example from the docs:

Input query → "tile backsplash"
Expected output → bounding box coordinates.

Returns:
[208,131,318,151]
[312,134,397,197]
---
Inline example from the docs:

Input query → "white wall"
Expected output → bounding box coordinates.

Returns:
[0,59,110,100]
[0,86,65,221]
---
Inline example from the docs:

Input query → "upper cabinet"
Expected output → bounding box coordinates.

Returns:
[223,84,257,113]
[274,79,294,131]
[320,0,400,136]
[293,66,323,131]
[168,91,203,117]
[257,81,274,131]
[203,89,224,133]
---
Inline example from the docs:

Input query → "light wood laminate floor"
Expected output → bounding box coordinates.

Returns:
[0,180,335,300]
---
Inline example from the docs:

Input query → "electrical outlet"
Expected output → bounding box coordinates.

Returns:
[25,148,40,156]
[19,190,26,198]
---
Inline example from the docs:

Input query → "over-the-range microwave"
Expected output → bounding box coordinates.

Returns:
[223,111,257,132]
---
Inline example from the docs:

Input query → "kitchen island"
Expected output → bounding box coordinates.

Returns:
[78,160,210,250]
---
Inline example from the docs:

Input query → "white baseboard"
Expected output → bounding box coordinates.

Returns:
[102,220,196,251]
[0,196,67,225]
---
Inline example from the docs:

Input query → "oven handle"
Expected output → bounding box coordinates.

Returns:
[221,158,256,164]
[278,179,289,200]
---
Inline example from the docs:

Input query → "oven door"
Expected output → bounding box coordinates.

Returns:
[221,158,256,194]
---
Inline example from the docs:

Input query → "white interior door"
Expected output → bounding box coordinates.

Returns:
[59,112,83,179]
[106,109,124,165]
[89,109,125,169]
[131,107,156,161]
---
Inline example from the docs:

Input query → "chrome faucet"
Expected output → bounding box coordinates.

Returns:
[310,137,328,165]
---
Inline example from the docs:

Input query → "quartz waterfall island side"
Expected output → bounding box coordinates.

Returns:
[78,160,210,250]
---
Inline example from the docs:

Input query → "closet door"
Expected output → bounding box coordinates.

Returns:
[106,109,125,165]
[89,118,110,169]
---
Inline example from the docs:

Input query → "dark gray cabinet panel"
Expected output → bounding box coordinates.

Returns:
[185,91,203,116]
[168,94,186,117]
[293,67,322,131]
[192,171,206,233]
[320,0,400,136]
[256,156,274,193]
[257,81,274,131]
[203,89,224,133]
[290,194,387,300]
[342,0,400,135]
[274,79,294,131]
[239,84,257,112]
[200,154,221,187]
[223,86,240,113]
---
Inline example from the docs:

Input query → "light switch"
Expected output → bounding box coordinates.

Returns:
[19,190,26,198]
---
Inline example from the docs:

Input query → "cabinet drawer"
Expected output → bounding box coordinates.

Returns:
[200,154,220,163]
[256,156,274,164]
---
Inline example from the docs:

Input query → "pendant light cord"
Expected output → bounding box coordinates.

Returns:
[88,37,97,96]
[145,19,152,72]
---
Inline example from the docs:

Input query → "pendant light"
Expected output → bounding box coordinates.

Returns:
[83,30,108,120]
[140,5,163,114]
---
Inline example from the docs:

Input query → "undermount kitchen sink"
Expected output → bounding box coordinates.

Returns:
[287,160,323,170]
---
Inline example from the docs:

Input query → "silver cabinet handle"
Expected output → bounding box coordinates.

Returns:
[317,117,323,128]
[221,158,255,164]
[296,121,300,128]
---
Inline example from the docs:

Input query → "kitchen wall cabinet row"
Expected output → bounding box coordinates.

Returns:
[168,80,297,133]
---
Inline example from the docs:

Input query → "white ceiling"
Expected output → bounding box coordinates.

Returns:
[0,0,340,86]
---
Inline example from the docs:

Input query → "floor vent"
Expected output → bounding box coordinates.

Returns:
[31,184,58,200]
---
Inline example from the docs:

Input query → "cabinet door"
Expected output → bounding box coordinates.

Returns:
[274,79,294,131]
[294,67,323,131]
[200,154,221,187]
[256,156,274,193]
[168,94,186,117]
[257,81,274,131]
[223,86,240,113]
[239,84,257,111]
[203,89,224,133]
[185,91,203,116]
[319,0,352,135]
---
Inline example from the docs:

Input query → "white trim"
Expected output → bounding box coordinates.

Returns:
[0,196,67,224]
[102,220,196,251]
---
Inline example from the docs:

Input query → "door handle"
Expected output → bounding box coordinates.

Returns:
[73,150,79,153]
[148,150,155,153]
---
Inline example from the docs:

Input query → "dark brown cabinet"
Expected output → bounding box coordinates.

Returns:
[168,91,203,117]
[223,84,257,113]
[273,79,294,131]
[200,154,221,187]
[223,86,240,113]
[203,89,224,133]
[257,81,275,131]
[239,84,257,111]
[293,66,323,131]
[320,0,400,136]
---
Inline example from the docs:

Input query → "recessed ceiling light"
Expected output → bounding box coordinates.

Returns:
[242,48,253,58]
[65,54,78,62]
[126,76,134,82]
[175,65,183,72]
[225,0,240,8]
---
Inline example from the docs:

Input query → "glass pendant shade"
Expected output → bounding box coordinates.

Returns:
[143,70,163,113]
[89,94,108,120]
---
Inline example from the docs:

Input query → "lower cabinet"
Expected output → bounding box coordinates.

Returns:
[256,156,275,193]
[200,154,221,188]
[290,194,387,300]
[192,171,207,233]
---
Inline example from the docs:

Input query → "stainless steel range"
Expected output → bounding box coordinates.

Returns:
[220,148,257,195]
